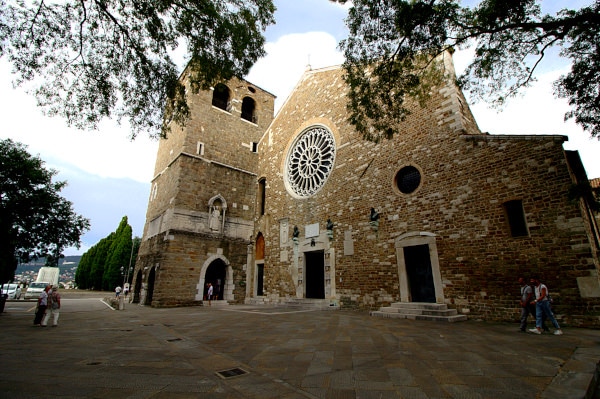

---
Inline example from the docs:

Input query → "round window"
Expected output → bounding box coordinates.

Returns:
[285,126,336,198]
[395,165,421,194]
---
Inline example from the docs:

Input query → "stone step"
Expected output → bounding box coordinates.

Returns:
[372,302,467,322]
[379,307,459,316]
[203,299,229,307]
[370,310,468,322]
[389,302,449,310]
[245,297,266,305]
[283,298,340,310]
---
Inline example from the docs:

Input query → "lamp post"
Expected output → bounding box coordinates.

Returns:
[123,240,135,287]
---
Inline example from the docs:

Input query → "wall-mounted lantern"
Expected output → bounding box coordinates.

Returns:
[369,208,380,232]
[326,218,334,240]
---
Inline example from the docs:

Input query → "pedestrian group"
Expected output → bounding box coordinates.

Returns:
[519,276,563,335]
[33,284,61,327]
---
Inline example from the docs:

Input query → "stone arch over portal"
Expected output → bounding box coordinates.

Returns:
[395,232,444,304]
[195,254,234,301]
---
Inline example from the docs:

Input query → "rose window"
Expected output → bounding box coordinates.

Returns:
[285,126,336,198]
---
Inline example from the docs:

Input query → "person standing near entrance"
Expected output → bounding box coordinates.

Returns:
[207,283,213,306]
[529,277,563,335]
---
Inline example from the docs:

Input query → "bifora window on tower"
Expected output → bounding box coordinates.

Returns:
[285,125,336,198]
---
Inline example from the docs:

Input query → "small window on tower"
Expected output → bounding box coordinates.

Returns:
[251,142,258,153]
[503,199,529,237]
[150,183,158,201]
[258,178,266,216]
[197,141,205,156]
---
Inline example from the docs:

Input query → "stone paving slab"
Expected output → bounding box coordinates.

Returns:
[1,302,599,398]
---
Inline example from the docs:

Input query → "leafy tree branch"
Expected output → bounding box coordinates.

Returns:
[1,0,275,139]
[330,0,600,142]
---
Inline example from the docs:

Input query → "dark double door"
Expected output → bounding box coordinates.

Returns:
[404,244,435,303]
[305,251,324,299]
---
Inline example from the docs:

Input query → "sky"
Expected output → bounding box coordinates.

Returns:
[1,0,598,256]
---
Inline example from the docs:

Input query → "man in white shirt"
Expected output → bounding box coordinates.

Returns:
[528,277,563,335]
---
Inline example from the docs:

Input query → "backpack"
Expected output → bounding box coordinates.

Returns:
[50,292,60,309]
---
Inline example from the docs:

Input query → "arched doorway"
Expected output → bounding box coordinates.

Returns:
[133,270,142,304]
[145,267,156,306]
[205,259,227,300]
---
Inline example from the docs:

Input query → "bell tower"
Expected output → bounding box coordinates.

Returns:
[133,70,275,306]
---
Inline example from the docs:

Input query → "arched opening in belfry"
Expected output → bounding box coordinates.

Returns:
[212,83,231,111]
[241,96,256,123]
[205,259,227,300]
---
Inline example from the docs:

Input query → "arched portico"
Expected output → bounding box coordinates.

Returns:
[195,254,234,301]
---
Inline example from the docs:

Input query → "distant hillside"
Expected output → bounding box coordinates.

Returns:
[16,256,81,275]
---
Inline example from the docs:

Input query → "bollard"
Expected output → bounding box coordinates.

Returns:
[118,295,124,310]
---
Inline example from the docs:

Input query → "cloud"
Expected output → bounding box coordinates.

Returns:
[247,32,345,112]
[0,61,158,184]
[60,170,150,255]
[0,60,154,255]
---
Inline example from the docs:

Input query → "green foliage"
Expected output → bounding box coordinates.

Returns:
[103,217,132,290]
[90,235,114,290]
[0,0,275,139]
[75,216,138,291]
[0,139,90,284]
[333,0,600,141]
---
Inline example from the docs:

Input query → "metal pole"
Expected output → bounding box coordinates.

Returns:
[124,239,135,286]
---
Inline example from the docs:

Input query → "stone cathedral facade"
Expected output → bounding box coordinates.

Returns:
[133,56,600,326]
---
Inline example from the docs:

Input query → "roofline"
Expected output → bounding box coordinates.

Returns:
[461,134,568,143]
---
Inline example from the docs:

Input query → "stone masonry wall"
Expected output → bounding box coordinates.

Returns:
[136,231,248,307]
[135,73,274,307]
[255,65,600,326]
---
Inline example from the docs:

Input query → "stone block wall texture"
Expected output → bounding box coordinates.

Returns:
[255,64,600,326]
[137,232,248,307]
[134,58,600,327]
[134,74,274,307]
